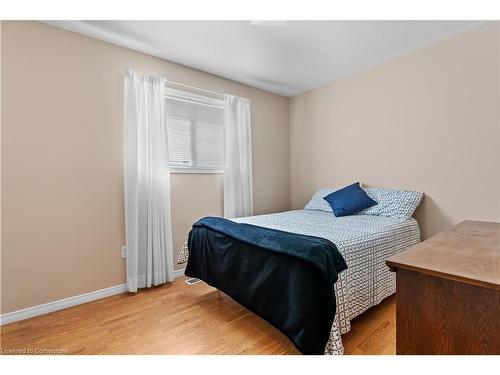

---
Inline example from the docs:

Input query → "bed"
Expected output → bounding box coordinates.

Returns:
[177,207,421,355]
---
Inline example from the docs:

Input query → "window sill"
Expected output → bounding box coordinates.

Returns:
[169,168,224,174]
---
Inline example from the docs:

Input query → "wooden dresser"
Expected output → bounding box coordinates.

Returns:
[386,220,500,354]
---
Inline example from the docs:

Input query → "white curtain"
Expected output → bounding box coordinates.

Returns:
[123,69,174,292]
[223,94,253,218]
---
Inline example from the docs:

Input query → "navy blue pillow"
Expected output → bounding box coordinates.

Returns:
[323,182,377,217]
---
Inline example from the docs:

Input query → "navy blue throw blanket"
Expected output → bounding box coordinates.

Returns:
[185,216,347,354]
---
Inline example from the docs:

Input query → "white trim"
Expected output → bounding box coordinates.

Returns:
[169,168,224,174]
[165,87,224,107]
[174,268,185,279]
[0,284,127,326]
[0,268,186,325]
[165,80,225,99]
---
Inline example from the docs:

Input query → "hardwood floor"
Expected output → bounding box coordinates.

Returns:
[0,277,396,355]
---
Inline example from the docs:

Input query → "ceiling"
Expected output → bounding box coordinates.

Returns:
[46,21,483,97]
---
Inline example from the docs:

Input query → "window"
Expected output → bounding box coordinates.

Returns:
[166,88,224,172]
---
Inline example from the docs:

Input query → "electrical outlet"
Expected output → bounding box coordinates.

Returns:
[121,246,127,258]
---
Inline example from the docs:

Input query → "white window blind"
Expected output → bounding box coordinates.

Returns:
[166,88,224,171]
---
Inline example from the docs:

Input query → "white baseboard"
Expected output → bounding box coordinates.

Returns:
[0,268,186,326]
[174,268,185,279]
[0,284,128,326]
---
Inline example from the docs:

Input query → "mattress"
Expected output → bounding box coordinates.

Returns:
[177,209,421,354]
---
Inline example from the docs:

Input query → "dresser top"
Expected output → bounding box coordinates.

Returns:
[386,220,500,290]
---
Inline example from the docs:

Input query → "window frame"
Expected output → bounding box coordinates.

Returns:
[165,87,225,174]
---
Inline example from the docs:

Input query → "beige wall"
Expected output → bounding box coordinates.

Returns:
[290,22,500,240]
[1,21,290,314]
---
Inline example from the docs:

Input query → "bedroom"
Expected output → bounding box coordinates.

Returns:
[1,1,499,373]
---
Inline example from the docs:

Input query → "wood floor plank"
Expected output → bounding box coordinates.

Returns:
[0,277,395,355]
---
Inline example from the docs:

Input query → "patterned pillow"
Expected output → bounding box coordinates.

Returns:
[359,187,424,219]
[304,188,336,212]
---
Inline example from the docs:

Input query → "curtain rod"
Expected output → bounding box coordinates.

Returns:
[165,94,224,109]
[165,79,225,98]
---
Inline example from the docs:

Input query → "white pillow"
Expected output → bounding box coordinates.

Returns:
[359,187,424,219]
[304,188,337,212]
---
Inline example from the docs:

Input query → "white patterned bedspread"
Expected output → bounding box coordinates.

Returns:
[177,210,420,355]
